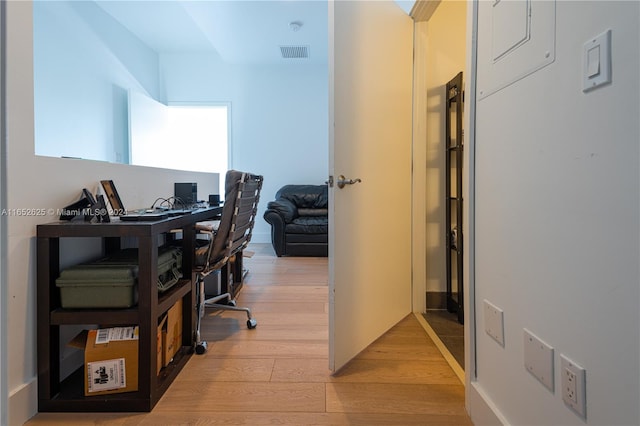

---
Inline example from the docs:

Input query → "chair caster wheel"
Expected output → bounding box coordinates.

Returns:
[195,341,208,354]
[247,318,257,329]
[227,299,237,307]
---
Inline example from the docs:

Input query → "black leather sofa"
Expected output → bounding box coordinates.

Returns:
[263,184,328,257]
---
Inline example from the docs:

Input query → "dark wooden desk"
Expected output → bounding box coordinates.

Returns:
[36,207,222,412]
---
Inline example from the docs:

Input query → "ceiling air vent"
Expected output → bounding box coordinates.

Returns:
[280,45,309,59]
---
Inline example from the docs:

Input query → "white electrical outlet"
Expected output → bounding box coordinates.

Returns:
[484,300,505,346]
[523,329,554,391]
[564,368,577,403]
[561,354,586,419]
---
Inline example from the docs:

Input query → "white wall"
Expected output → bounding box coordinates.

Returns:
[160,52,329,243]
[423,0,467,300]
[33,1,159,164]
[472,1,640,425]
[33,0,329,245]
[5,3,219,424]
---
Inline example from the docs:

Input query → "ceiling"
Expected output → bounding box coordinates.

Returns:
[94,0,329,65]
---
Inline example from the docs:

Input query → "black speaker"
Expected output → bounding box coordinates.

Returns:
[174,182,198,206]
[208,194,220,206]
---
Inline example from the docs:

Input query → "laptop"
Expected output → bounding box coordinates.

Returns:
[100,180,169,222]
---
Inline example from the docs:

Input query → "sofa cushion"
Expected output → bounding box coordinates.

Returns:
[285,216,328,234]
[298,208,328,217]
[287,233,328,244]
[276,185,328,209]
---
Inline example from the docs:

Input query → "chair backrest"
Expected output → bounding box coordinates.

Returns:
[206,170,263,270]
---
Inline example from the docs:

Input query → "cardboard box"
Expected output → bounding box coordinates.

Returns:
[157,315,167,375]
[163,299,183,367]
[82,326,139,396]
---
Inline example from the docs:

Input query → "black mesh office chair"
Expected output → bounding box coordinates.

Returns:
[193,170,263,354]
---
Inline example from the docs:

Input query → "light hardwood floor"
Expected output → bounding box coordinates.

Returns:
[27,243,471,425]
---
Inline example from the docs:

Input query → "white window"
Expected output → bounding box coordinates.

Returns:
[129,92,230,193]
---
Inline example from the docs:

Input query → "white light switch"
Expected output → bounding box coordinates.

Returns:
[587,46,600,77]
[583,29,611,92]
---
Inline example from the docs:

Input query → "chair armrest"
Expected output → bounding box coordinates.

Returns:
[195,220,220,233]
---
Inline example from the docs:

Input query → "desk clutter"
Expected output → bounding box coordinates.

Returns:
[56,246,182,309]
[37,171,259,412]
[59,180,217,223]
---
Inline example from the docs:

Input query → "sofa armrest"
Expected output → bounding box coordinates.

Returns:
[263,205,291,257]
[265,199,297,223]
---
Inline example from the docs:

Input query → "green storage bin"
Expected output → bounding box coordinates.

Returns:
[56,264,138,308]
[98,246,182,293]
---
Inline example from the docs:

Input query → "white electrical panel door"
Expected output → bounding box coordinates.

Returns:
[478,0,556,100]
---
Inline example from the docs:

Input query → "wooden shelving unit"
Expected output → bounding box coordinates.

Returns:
[445,71,464,325]
[36,207,221,412]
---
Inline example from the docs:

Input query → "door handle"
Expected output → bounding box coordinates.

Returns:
[336,175,362,189]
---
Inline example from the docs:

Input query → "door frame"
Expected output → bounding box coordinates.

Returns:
[0,0,8,423]
[463,1,505,424]
[410,0,478,390]
[412,0,496,421]
[463,0,477,393]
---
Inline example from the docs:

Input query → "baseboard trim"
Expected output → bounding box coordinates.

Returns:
[468,381,510,425]
[426,291,447,309]
[9,377,37,426]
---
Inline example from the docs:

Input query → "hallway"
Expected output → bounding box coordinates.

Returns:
[27,244,470,425]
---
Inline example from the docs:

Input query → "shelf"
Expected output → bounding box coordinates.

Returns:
[51,308,138,325]
[49,279,192,325]
[38,346,192,413]
[40,367,152,412]
[158,279,191,314]
[445,71,464,325]
[156,346,192,395]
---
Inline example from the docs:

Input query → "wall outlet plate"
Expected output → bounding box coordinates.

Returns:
[561,354,587,419]
[484,300,505,346]
[523,329,554,391]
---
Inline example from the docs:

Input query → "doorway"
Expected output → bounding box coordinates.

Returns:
[412,0,468,372]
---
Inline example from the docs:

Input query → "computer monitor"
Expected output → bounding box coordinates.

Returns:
[174,182,198,207]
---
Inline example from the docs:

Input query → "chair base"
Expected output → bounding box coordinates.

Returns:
[194,287,257,354]
[195,340,208,355]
